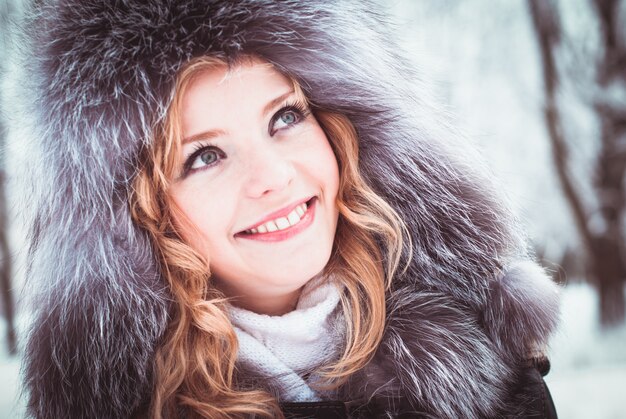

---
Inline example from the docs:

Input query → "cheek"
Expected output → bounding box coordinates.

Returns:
[169,186,233,256]
[315,132,340,197]
[327,148,340,194]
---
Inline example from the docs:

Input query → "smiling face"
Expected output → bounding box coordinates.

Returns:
[167,59,340,315]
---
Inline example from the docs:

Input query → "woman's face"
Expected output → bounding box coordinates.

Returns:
[168,60,340,314]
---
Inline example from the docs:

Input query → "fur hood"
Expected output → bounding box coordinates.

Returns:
[14,0,560,418]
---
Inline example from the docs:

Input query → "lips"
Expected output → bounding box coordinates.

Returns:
[236,196,316,235]
[237,197,315,234]
[244,202,308,234]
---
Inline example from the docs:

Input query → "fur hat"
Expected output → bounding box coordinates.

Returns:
[14,0,560,417]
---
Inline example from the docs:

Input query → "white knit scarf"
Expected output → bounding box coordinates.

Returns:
[228,277,344,402]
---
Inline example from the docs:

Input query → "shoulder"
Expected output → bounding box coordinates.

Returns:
[280,361,558,419]
[335,260,561,418]
[501,358,558,419]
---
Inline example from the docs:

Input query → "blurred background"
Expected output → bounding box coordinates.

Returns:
[1,0,625,417]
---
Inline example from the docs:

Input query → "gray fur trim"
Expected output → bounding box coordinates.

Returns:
[12,0,561,418]
[341,263,560,418]
[483,261,561,357]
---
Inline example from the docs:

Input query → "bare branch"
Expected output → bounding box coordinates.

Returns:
[528,0,595,256]
[592,0,626,84]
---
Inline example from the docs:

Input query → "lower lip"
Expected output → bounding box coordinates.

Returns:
[235,198,317,243]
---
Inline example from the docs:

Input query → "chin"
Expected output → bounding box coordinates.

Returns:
[264,260,328,288]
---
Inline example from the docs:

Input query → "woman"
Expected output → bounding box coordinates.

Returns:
[17,1,559,418]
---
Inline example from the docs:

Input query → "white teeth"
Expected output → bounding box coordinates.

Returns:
[287,211,300,225]
[275,217,290,229]
[243,201,310,235]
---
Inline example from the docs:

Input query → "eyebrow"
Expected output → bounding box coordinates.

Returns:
[181,128,227,145]
[181,89,296,145]
[262,89,294,117]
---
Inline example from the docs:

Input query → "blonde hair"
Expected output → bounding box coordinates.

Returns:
[130,55,410,418]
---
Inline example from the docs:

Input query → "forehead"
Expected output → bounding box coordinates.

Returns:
[180,60,294,126]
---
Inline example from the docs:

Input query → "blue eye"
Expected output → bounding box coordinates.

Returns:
[183,144,225,176]
[191,149,219,168]
[275,110,299,128]
[270,102,309,134]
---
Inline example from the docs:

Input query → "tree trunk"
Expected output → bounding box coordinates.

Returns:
[0,0,17,354]
[592,236,626,326]
[0,169,16,355]
[528,0,626,327]
[591,0,626,326]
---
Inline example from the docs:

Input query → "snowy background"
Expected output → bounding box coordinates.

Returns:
[1,0,625,418]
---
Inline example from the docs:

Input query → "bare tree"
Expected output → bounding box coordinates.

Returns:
[1,0,17,354]
[529,0,626,327]
[0,148,16,355]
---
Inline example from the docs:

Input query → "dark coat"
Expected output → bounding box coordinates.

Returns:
[13,1,560,418]
[281,359,558,418]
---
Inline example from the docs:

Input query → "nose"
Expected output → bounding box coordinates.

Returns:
[243,144,296,198]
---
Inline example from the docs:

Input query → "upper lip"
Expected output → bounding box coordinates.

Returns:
[237,196,314,233]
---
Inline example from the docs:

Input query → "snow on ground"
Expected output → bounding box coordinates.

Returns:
[0,282,624,418]
[0,310,27,419]
[547,364,626,419]
[546,282,626,419]
[0,353,22,419]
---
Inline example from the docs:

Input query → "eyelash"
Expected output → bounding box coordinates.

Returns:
[182,143,225,176]
[269,100,310,135]
[181,100,311,177]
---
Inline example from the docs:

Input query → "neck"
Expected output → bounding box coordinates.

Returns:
[229,287,303,316]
